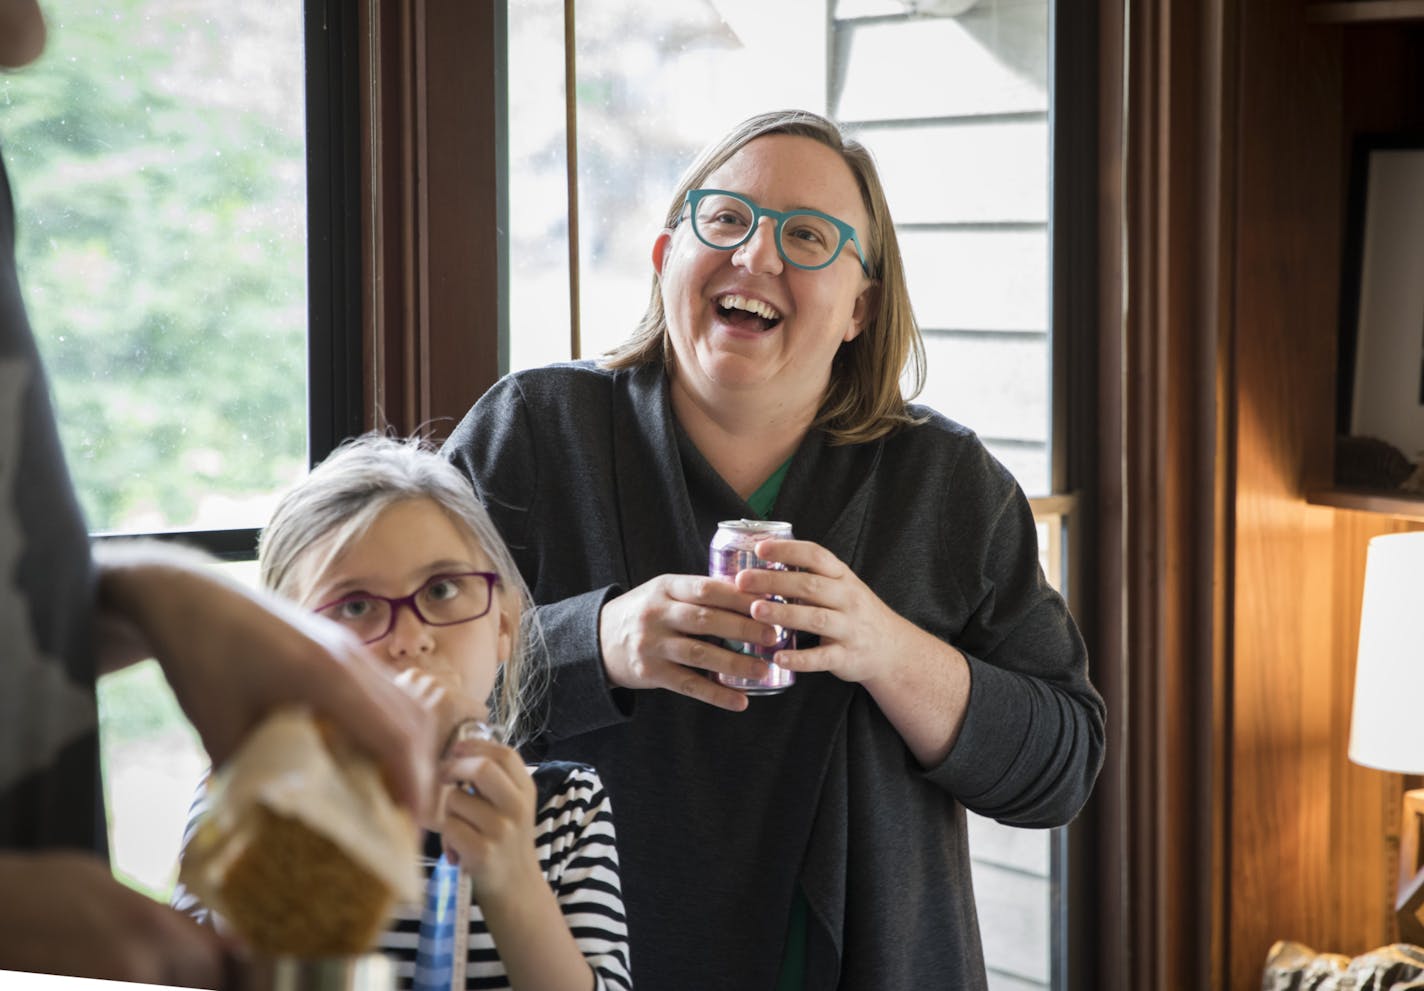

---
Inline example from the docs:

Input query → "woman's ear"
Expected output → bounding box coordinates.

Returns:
[846,279,880,343]
[652,230,674,277]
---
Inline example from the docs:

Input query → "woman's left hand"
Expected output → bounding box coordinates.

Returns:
[740,538,972,767]
[736,538,907,685]
[438,737,542,898]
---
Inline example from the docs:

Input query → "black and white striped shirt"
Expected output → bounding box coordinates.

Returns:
[173,760,631,990]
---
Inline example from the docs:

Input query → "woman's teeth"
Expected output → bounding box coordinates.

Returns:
[717,293,782,322]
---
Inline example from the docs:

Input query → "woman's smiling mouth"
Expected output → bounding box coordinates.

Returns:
[715,293,783,332]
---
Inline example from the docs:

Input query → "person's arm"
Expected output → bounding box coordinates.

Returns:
[92,539,438,816]
[736,538,971,765]
[745,445,1105,828]
[439,740,599,991]
[532,587,641,739]
[537,766,631,991]
[0,851,227,987]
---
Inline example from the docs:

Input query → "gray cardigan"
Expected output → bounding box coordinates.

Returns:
[445,360,1104,990]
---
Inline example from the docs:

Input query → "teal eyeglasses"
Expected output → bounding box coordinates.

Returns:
[677,188,873,277]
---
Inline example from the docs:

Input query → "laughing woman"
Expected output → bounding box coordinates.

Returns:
[445,109,1105,991]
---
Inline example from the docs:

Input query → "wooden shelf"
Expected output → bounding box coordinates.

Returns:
[1306,487,1424,519]
[1308,1,1424,23]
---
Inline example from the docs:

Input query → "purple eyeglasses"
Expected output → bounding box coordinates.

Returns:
[314,571,498,644]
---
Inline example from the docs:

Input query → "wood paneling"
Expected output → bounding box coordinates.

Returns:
[1117,2,1424,988]
[1088,0,1127,985]
[1329,512,1420,956]
[360,0,501,441]
[1307,1,1424,23]
[1229,0,1343,984]
[1226,8,1424,990]
[1114,0,1234,985]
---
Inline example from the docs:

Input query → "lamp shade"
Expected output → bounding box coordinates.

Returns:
[1348,531,1424,774]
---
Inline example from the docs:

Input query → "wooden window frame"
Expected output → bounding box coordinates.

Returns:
[359,0,507,443]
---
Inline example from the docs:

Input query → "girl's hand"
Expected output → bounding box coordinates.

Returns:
[735,538,910,685]
[437,737,541,898]
[597,573,784,711]
[435,747,606,989]
[391,669,491,831]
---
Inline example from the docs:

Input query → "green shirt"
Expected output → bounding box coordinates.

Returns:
[746,457,791,519]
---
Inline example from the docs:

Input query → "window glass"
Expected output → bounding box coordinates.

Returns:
[99,657,206,899]
[0,1,308,534]
[507,1,1058,986]
[508,0,833,370]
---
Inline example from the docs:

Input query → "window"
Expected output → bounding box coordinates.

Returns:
[0,0,358,898]
[1,3,309,536]
[507,0,1071,986]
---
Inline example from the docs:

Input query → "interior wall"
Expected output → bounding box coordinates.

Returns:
[1227,5,1424,989]
[1118,2,1424,988]
[1228,0,1346,981]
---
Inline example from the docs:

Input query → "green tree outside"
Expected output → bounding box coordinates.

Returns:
[0,1,307,532]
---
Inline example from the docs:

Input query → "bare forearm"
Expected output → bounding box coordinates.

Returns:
[93,608,153,675]
[88,538,439,811]
[478,875,596,991]
[861,620,972,768]
[92,540,218,676]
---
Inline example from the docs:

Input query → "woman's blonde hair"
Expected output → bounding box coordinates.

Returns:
[258,433,545,747]
[601,108,927,445]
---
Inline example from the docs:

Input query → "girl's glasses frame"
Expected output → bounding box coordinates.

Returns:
[313,571,499,644]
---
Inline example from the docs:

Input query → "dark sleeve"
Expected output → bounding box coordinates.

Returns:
[443,377,632,741]
[926,442,1105,828]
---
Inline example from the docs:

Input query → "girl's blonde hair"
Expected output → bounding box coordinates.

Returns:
[601,108,927,445]
[258,433,544,747]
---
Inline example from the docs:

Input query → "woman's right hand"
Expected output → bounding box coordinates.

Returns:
[597,573,783,711]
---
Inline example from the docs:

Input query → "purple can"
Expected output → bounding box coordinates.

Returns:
[709,519,795,694]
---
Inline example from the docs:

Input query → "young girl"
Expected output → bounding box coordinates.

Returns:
[173,434,631,991]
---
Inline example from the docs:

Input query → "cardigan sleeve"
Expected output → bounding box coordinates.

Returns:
[923,439,1105,829]
[532,585,635,740]
[444,376,633,742]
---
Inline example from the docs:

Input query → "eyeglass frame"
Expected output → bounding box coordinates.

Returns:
[675,187,874,278]
[312,570,500,645]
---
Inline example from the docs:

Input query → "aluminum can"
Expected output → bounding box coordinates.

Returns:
[709,519,795,694]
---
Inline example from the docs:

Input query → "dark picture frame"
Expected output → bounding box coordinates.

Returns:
[1335,135,1424,490]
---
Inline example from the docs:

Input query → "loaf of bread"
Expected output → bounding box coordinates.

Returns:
[177,708,423,956]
